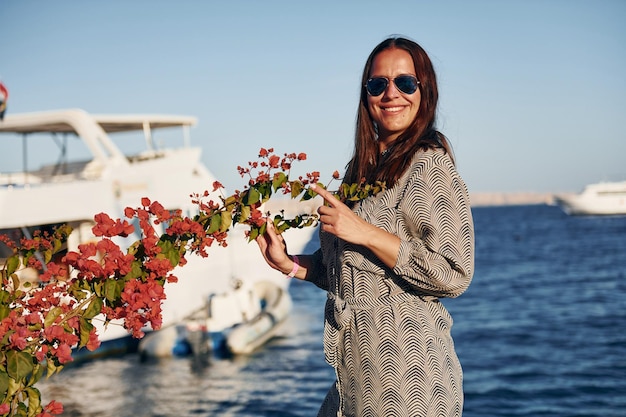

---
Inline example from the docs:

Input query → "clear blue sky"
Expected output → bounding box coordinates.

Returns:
[1,0,625,193]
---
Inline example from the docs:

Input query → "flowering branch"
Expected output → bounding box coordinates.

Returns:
[0,148,385,416]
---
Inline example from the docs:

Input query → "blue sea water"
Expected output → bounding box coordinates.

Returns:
[39,205,626,416]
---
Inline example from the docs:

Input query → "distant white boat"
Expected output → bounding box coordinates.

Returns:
[554,181,626,216]
[0,108,317,360]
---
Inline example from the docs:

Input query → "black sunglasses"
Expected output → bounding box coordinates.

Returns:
[365,75,420,96]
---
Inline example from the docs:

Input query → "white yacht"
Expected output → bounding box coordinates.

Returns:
[554,181,626,216]
[0,108,317,359]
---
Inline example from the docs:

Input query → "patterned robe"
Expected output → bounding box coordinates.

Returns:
[306,148,475,417]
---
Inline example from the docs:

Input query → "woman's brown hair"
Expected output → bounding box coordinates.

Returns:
[343,36,454,189]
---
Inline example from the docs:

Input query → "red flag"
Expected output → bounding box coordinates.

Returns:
[0,80,8,120]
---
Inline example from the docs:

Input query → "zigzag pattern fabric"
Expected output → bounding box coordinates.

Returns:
[307,148,475,417]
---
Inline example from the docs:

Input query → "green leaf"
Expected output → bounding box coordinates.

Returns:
[28,322,42,333]
[239,205,251,224]
[6,375,20,402]
[258,221,267,236]
[11,274,20,292]
[44,307,63,327]
[46,359,63,378]
[6,350,34,381]
[93,280,104,297]
[104,279,122,303]
[223,195,237,208]
[68,279,89,300]
[83,297,103,320]
[247,222,266,241]
[242,187,261,206]
[52,236,63,254]
[79,317,94,348]
[248,227,260,241]
[26,364,44,387]
[220,210,232,232]
[206,213,221,234]
[303,217,318,227]
[161,243,180,268]
[26,386,42,416]
[290,180,303,198]
[276,220,291,234]
[0,369,9,398]
[0,330,14,347]
[0,305,9,321]
[43,249,52,264]
[340,183,349,199]
[123,261,144,281]
[272,172,287,191]
[301,188,317,201]
[6,256,20,276]
[257,182,272,202]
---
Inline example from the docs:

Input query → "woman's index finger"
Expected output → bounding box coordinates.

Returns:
[310,184,340,207]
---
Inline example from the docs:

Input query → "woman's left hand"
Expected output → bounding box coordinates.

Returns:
[311,183,401,268]
[311,183,374,246]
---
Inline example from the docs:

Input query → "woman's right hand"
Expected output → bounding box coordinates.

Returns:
[255,218,292,274]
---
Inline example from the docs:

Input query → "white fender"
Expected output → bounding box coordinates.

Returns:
[226,281,292,355]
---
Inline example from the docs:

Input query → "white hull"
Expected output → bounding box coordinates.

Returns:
[555,181,626,216]
[0,109,317,358]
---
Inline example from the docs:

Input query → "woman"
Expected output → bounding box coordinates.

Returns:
[256,36,474,417]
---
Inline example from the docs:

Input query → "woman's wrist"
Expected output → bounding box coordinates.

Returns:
[286,255,300,278]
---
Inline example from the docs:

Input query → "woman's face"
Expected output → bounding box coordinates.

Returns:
[367,48,421,147]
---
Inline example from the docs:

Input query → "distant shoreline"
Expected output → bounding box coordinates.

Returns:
[469,192,563,207]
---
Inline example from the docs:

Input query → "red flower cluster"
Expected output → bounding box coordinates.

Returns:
[118,279,165,337]
[92,212,134,237]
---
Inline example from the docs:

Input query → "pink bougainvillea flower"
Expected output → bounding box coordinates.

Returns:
[124,207,136,218]
[53,343,74,364]
[86,328,101,351]
[37,400,64,417]
[212,181,224,191]
[268,154,280,168]
[92,213,115,236]
[9,331,28,350]
[248,208,265,227]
